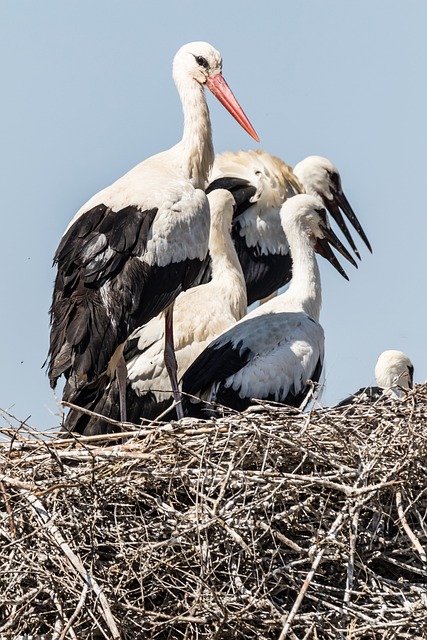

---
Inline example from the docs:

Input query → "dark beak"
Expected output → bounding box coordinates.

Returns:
[315,222,358,281]
[327,188,373,258]
[206,177,257,220]
[408,365,414,389]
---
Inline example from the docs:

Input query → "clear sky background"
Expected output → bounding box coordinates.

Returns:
[1,0,426,432]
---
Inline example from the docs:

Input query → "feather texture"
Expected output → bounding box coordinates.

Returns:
[182,193,352,414]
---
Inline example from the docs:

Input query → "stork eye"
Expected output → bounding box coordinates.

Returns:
[328,171,340,188]
[195,55,209,69]
[315,207,327,223]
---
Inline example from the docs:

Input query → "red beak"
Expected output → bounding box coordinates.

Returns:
[205,73,259,143]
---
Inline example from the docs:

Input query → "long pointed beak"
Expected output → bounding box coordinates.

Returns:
[315,223,358,280]
[408,365,414,389]
[205,73,259,142]
[328,188,373,256]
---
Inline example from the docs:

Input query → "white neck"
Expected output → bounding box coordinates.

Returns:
[175,76,214,190]
[283,220,322,322]
[209,219,247,320]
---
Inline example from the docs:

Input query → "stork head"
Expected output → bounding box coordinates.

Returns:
[280,194,357,280]
[293,155,372,258]
[207,188,236,235]
[374,350,414,390]
[174,42,223,85]
[173,42,259,142]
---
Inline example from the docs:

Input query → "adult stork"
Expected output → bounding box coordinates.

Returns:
[63,189,248,434]
[335,350,414,406]
[206,150,371,305]
[181,194,356,415]
[47,42,259,424]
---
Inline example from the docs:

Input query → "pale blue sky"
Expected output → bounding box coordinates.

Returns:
[1,1,426,431]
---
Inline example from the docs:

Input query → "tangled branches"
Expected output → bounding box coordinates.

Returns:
[1,385,427,639]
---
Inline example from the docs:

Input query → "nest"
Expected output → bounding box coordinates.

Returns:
[1,385,427,640]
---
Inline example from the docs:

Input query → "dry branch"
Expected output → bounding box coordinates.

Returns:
[1,384,427,638]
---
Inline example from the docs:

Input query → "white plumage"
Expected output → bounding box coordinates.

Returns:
[293,155,371,259]
[375,350,414,390]
[182,193,355,414]
[47,41,258,428]
[207,149,370,305]
[64,189,248,433]
[336,350,414,406]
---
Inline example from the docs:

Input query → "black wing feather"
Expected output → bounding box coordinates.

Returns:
[182,337,252,416]
[232,225,293,305]
[62,373,177,435]
[206,176,292,304]
[335,386,384,407]
[48,203,203,386]
[211,346,322,412]
[206,176,257,214]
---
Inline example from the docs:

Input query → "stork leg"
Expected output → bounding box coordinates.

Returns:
[116,353,128,424]
[164,304,184,420]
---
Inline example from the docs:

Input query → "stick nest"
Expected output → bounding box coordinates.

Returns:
[1,385,427,640]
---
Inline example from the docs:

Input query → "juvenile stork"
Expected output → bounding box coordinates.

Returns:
[47,42,258,424]
[181,194,356,414]
[63,189,248,434]
[336,350,414,406]
[206,150,371,305]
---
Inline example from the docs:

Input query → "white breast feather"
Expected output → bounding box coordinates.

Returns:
[210,312,324,402]
[126,273,246,400]
[238,205,289,254]
[211,150,296,254]
[144,188,210,266]
[64,160,210,266]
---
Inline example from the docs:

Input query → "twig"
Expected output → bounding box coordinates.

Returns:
[59,582,88,640]
[278,511,346,640]
[0,479,16,538]
[61,400,139,431]
[395,488,427,564]
[1,383,427,637]
[258,520,304,553]
[24,490,121,639]
[344,505,360,604]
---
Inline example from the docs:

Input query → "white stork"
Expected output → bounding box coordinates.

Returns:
[181,193,356,414]
[206,150,371,306]
[335,350,414,406]
[63,189,247,434]
[47,41,258,425]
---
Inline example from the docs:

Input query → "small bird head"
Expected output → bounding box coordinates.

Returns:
[375,350,414,390]
[173,42,259,142]
[293,155,372,257]
[280,194,357,280]
[174,42,223,85]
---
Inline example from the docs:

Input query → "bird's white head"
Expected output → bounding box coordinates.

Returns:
[173,42,223,86]
[293,156,338,202]
[375,350,414,390]
[280,194,337,244]
[173,42,259,142]
[280,194,357,280]
[293,155,372,257]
